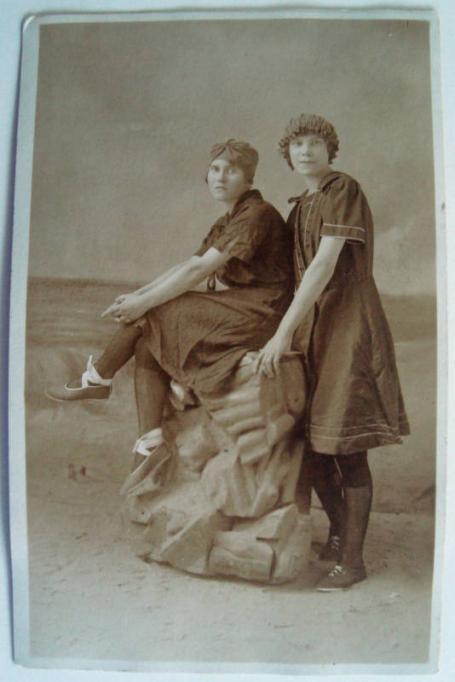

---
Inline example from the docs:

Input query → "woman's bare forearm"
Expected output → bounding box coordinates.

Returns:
[134,263,185,295]
[278,260,335,338]
[277,237,344,339]
[139,257,213,309]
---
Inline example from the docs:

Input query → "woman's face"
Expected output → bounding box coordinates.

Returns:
[289,134,330,177]
[207,158,251,204]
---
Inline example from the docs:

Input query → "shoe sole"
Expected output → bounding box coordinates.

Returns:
[45,389,111,402]
[316,575,367,592]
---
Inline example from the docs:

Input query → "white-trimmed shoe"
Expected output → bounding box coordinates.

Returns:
[45,355,113,402]
[316,563,367,591]
[120,428,168,495]
[131,427,164,457]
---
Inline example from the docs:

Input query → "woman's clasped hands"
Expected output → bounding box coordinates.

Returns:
[101,292,149,325]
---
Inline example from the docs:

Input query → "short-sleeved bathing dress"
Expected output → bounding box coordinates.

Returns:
[289,171,410,455]
[142,189,294,395]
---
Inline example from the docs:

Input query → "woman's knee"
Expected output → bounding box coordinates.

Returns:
[303,450,340,485]
[134,336,159,368]
[335,451,372,488]
[134,337,170,385]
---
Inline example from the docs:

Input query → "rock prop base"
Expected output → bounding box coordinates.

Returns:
[122,352,311,584]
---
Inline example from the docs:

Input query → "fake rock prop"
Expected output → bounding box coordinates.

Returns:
[122,353,311,584]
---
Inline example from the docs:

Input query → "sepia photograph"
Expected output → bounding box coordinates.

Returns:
[8,6,442,674]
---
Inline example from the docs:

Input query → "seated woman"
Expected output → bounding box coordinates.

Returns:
[47,140,295,465]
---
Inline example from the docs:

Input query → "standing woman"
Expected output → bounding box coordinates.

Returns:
[255,114,410,591]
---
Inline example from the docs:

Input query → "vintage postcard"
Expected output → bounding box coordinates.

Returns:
[9,7,444,675]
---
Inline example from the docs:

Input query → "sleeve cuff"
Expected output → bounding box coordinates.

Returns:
[321,223,365,243]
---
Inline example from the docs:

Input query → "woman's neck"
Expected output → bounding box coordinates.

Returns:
[301,168,332,194]
[222,199,238,213]
[304,177,320,194]
[222,188,252,214]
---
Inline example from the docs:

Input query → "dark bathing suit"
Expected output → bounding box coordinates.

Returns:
[288,171,410,455]
[142,189,294,395]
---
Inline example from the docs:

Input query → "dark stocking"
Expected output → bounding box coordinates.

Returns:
[134,337,170,434]
[94,323,143,379]
[336,452,373,568]
[132,336,170,469]
[304,451,344,539]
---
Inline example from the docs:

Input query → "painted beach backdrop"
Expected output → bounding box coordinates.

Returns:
[21,17,436,665]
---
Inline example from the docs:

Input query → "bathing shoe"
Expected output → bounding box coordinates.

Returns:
[45,355,112,402]
[316,563,367,591]
[132,427,164,457]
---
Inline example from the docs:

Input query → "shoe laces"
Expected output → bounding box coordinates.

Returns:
[328,564,346,577]
[328,535,341,551]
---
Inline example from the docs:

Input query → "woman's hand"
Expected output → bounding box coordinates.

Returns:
[101,293,148,324]
[254,329,293,377]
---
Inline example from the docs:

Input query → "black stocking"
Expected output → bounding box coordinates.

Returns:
[94,323,143,379]
[336,452,373,568]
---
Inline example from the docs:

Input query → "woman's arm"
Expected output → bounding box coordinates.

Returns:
[135,263,183,295]
[255,236,345,376]
[113,261,203,308]
[102,247,230,322]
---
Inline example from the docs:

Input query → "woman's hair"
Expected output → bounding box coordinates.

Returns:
[208,139,259,183]
[278,114,339,168]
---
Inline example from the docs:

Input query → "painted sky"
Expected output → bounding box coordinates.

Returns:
[29,18,435,294]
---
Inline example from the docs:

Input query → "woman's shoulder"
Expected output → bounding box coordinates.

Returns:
[320,172,372,213]
[319,170,373,227]
[236,190,285,225]
[320,170,362,196]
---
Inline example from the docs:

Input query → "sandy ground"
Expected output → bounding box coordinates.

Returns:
[23,280,436,667]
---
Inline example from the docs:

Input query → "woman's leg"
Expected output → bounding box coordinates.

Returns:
[336,451,373,568]
[89,323,143,379]
[134,336,170,434]
[317,451,372,591]
[131,336,170,469]
[47,323,143,401]
[301,451,344,560]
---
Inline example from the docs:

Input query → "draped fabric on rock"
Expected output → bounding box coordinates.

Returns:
[121,354,311,584]
[142,190,294,394]
[289,171,410,455]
